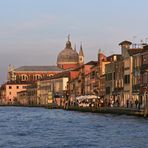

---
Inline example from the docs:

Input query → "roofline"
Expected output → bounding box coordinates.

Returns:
[5,83,30,85]
[119,40,132,45]
[107,54,122,58]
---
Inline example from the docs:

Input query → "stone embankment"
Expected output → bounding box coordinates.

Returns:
[65,106,145,117]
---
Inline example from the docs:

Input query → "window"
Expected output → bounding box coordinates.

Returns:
[124,75,130,84]
[48,74,53,77]
[34,75,42,80]
[91,71,95,79]
[21,75,28,81]
[106,73,112,81]
[106,87,110,94]
[124,59,130,68]
[143,55,148,64]
[9,86,12,89]
[9,92,11,95]
[143,72,148,84]
[16,86,19,89]
[22,86,27,89]
[113,72,115,80]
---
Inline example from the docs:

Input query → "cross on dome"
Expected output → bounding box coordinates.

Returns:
[67,34,70,41]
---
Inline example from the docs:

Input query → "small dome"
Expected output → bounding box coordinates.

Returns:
[57,40,79,64]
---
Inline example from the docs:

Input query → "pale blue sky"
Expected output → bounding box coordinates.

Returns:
[0,0,148,83]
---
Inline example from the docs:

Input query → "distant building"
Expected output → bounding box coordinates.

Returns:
[37,71,69,106]
[98,51,110,98]
[0,83,29,105]
[132,49,142,102]
[17,91,28,106]
[57,36,84,69]
[119,41,133,106]
[119,40,145,107]
[68,61,98,100]
[8,65,62,83]
[2,35,85,105]
[88,62,98,95]
[105,54,123,106]
[114,57,124,106]
[141,45,148,99]
[8,36,84,83]
[4,36,148,109]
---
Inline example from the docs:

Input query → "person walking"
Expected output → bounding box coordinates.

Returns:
[116,99,120,107]
[135,99,138,109]
[130,98,133,108]
[126,99,129,108]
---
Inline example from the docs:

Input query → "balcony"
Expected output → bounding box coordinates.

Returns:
[124,67,130,70]
[114,87,124,92]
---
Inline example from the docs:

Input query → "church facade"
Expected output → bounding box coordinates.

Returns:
[8,65,63,83]
[8,36,84,83]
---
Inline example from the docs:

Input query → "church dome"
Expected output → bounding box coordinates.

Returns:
[57,40,79,64]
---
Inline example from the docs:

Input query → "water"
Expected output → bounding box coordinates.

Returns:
[0,107,148,148]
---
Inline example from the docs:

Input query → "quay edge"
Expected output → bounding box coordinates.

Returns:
[65,106,146,117]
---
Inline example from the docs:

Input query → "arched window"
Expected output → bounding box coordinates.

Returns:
[21,74,28,81]
[48,74,54,77]
[34,74,42,81]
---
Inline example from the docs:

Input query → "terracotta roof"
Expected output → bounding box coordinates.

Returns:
[69,61,97,71]
[127,49,143,56]
[50,71,69,79]
[15,66,63,72]
[107,54,122,61]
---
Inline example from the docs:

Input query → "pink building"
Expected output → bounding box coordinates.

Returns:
[1,83,29,105]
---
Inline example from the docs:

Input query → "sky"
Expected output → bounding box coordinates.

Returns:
[0,0,148,84]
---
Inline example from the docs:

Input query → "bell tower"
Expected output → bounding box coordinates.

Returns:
[79,43,84,65]
[119,40,132,58]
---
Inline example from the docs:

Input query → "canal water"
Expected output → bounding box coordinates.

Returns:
[0,107,148,148]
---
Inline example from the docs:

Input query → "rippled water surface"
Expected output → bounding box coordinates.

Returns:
[0,107,148,148]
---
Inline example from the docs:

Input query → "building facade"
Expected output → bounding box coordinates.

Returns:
[8,65,62,83]
[98,52,110,98]
[141,45,148,106]
[114,58,124,107]
[0,83,29,105]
